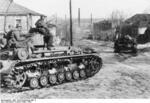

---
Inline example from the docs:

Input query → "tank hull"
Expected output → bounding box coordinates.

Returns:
[0,53,102,92]
[114,37,137,53]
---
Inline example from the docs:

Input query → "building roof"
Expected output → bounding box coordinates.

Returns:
[125,14,150,27]
[0,0,44,16]
[93,20,112,31]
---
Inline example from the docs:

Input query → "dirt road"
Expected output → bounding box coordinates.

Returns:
[1,40,150,99]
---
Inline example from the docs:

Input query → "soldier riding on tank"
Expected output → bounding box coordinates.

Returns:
[0,33,7,50]
[35,16,53,50]
[6,25,34,51]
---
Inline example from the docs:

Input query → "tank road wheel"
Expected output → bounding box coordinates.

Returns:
[17,48,29,60]
[40,76,48,87]
[49,74,57,85]
[65,71,72,81]
[6,71,27,89]
[13,72,27,89]
[30,77,39,89]
[79,70,86,79]
[4,69,27,89]
[73,70,80,80]
[57,72,65,83]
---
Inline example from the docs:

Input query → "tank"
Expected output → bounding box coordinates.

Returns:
[114,36,137,53]
[114,23,138,53]
[0,32,102,92]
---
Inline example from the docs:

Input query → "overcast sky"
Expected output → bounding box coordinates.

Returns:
[15,0,150,19]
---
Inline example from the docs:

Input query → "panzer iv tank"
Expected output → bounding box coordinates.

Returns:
[0,33,102,92]
[114,24,137,53]
[114,35,137,53]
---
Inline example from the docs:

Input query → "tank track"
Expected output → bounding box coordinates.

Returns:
[1,54,102,92]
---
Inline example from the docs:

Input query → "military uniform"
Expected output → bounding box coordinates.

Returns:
[0,34,7,49]
[35,17,53,49]
[6,28,34,51]
[6,30,16,48]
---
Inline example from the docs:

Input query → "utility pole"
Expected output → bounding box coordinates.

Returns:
[65,14,67,22]
[55,14,57,25]
[91,13,93,24]
[78,8,80,27]
[65,14,68,41]
[90,13,94,40]
[69,0,73,46]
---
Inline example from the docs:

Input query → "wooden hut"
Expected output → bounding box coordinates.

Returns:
[93,20,114,41]
[0,0,44,33]
[125,14,150,34]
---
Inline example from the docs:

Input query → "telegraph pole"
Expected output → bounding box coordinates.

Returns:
[69,0,73,46]
[65,14,67,22]
[65,14,68,41]
[90,13,94,39]
[55,14,57,25]
[78,8,80,27]
[91,13,93,24]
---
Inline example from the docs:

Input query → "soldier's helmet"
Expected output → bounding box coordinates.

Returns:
[40,15,45,20]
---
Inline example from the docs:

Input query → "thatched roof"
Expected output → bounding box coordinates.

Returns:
[125,14,150,27]
[0,0,44,16]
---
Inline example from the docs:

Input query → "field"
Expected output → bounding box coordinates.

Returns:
[1,39,150,99]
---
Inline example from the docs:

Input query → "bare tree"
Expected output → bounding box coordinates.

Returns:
[109,10,127,28]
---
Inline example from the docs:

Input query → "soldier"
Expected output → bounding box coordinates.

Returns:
[0,33,7,49]
[35,16,53,50]
[6,26,23,48]
[115,26,120,40]
[6,26,15,48]
[6,26,34,52]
